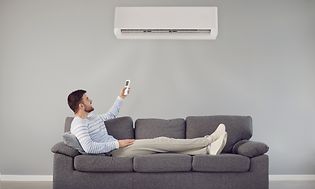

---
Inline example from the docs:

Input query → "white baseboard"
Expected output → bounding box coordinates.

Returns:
[1,175,315,182]
[269,175,315,181]
[1,175,53,181]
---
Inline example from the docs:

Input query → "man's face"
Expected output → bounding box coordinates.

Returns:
[80,94,94,113]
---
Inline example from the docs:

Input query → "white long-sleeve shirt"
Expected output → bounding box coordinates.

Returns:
[70,96,123,154]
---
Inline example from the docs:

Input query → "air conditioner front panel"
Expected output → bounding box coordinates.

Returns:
[114,7,218,40]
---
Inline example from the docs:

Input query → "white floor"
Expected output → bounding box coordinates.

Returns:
[1,181,315,189]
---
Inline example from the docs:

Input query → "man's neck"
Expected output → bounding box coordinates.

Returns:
[75,111,88,119]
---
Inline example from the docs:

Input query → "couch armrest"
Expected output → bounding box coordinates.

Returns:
[51,142,80,157]
[232,140,269,158]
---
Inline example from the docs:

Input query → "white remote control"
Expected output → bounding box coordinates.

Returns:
[123,80,131,95]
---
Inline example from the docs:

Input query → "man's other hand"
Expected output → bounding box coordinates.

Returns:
[118,139,135,148]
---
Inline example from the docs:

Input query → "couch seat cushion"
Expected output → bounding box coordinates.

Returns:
[133,153,192,172]
[74,155,133,172]
[192,154,250,172]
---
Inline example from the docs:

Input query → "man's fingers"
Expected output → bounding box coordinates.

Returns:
[128,139,135,144]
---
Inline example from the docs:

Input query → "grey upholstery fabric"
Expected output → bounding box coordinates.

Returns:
[135,118,185,139]
[249,155,269,189]
[64,117,74,132]
[52,115,269,189]
[51,142,80,157]
[105,116,134,139]
[186,116,253,153]
[54,153,134,189]
[191,155,268,189]
[133,172,192,189]
[74,155,133,172]
[133,153,192,172]
[192,154,250,172]
[232,140,269,158]
[62,132,86,154]
[53,153,269,189]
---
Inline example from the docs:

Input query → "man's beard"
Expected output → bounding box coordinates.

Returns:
[84,106,94,113]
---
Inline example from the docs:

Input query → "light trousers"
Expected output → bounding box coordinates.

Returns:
[110,136,211,157]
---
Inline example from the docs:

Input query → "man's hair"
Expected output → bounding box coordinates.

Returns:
[67,89,86,113]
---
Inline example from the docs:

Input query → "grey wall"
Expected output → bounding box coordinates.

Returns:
[0,0,314,175]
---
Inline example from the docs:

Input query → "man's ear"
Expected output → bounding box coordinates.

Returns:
[78,103,84,109]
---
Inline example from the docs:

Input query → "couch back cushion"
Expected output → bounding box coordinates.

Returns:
[105,116,134,139]
[135,118,185,139]
[64,116,134,139]
[186,116,252,153]
[64,117,74,132]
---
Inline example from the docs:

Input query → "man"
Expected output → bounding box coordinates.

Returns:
[68,87,227,157]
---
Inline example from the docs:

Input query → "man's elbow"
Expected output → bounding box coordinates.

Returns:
[82,146,94,154]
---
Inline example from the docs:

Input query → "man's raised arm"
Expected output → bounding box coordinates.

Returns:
[99,87,129,121]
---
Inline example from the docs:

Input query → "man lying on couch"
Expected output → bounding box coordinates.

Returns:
[67,87,227,157]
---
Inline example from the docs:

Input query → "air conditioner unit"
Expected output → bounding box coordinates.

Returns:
[114,7,218,40]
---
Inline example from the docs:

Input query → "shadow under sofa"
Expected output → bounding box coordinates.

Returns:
[51,115,269,189]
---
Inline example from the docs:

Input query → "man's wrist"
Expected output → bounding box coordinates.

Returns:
[117,96,124,101]
[114,140,120,149]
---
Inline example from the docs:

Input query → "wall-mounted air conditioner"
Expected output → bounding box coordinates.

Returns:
[114,7,218,40]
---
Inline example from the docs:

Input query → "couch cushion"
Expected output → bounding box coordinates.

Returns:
[232,140,269,158]
[51,142,80,157]
[186,116,252,153]
[133,153,192,172]
[64,117,74,132]
[135,118,185,139]
[62,131,86,154]
[74,155,133,172]
[105,116,134,139]
[192,154,250,172]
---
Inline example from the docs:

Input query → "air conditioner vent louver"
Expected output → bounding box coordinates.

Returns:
[120,29,211,33]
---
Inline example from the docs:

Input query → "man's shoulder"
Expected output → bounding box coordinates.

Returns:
[71,117,88,131]
[72,116,84,123]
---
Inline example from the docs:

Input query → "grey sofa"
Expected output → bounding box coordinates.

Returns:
[51,115,269,189]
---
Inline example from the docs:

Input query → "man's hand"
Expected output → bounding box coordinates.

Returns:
[119,87,131,99]
[118,139,135,148]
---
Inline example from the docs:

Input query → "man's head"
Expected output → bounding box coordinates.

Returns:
[67,89,94,114]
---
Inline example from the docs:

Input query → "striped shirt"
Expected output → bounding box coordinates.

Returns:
[70,96,123,154]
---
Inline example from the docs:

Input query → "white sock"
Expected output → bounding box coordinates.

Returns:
[208,132,227,155]
[206,123,226,142]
